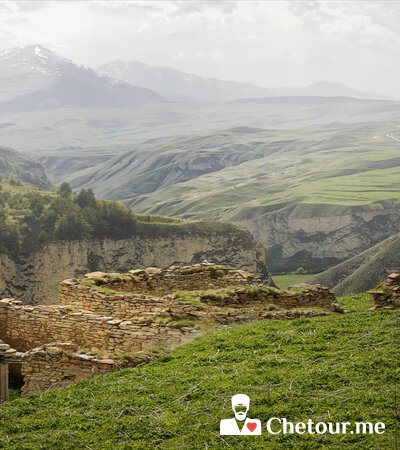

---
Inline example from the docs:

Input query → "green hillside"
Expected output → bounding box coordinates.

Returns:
[272,273,312,289]
[0,146,248,257]
[0,294,397,449]
[0,146,251,257]
[59,122,400,219]
[310,232,400,295]
[44,121,400,274]
[0,146,51,189]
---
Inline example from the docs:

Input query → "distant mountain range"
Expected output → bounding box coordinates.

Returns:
[0,45,162,112]
[97,60,390,103]
[0,45,391,112]
[267,81,390,101]
[97,60,271,102]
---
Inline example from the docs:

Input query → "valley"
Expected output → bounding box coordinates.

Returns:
[1,96,400,154]
[0,45,399,301]
[27,122,400,276]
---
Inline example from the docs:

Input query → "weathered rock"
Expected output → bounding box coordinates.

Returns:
[237,207,400,273]
[0,232,272,304]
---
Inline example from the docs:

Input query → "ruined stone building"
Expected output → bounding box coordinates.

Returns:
[0,264,340,398]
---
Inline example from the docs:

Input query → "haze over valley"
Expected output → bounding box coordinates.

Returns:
[0,7,400,293]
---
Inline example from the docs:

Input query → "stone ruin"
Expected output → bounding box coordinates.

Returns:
[0,263,340,398]
[369,272,400,310]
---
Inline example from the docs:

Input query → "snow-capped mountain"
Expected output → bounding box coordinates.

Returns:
[0,45,163,112]
[97,61,272,102]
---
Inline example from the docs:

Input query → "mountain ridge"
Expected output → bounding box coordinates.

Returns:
[97,60,271,102]
[98,59,390,102]
[0,45,163,112]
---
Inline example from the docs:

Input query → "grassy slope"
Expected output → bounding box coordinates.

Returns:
[56,122,400,222]
[310,232,400,295]
[0,146,51,189]
[0,295,398,449]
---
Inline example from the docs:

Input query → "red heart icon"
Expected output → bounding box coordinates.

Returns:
[247,422,257,432]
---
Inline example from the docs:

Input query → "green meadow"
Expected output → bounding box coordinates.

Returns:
[0,294,398,449]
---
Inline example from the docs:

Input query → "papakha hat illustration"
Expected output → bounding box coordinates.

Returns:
[231,394,250,408]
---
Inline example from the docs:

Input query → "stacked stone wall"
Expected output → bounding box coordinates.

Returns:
[58,281,168,319]
[104,272,256,295]
[0,304,6,340]
[83,266,261,297]
[57,280,338,321]
[21,343,155,397]
[0,299,199,355]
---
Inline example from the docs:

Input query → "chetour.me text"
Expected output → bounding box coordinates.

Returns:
[266,418,385,435]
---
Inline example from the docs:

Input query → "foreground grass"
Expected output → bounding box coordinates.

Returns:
[0,294,398,449]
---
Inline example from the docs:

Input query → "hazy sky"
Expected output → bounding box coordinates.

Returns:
[1,0,400,96]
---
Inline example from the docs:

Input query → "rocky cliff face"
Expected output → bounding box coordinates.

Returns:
[237,207,400,273]
[0,231,271,304]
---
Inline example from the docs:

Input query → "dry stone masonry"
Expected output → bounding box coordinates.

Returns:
[0,263,341,397]
[20,343,155,397]
[0,339,22,402]
[369,273,400,309]
[0,339,20,362]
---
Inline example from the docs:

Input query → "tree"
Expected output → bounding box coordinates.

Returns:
[59,182,72,198]
[76,189,96,209]
[55,207,92,240]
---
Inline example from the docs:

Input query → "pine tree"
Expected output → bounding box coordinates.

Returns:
[59,182,72,197]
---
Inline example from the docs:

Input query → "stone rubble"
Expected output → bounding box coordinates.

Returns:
[369,272,400,309]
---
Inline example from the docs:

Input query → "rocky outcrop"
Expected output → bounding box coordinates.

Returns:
[237,206,400,273]
[0,231,272,304]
